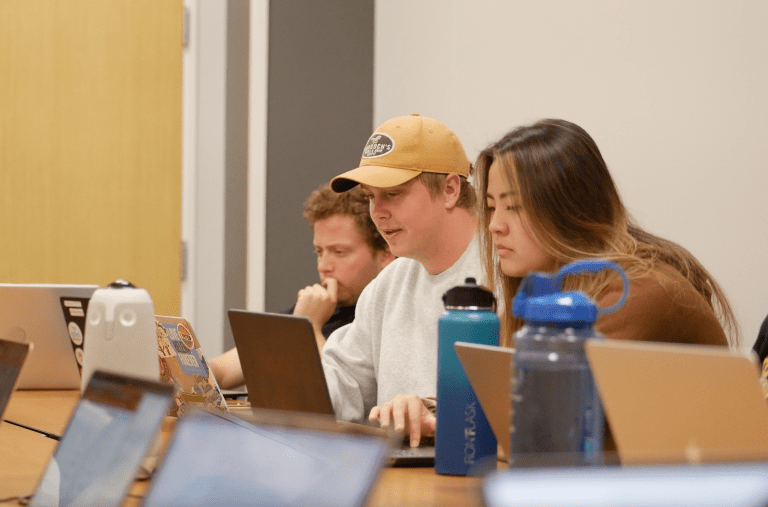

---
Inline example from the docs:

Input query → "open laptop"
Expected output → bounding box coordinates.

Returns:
[142,408,392,507]
[28,370,173,507]
[0,338,33,419]
[228,309,435,466]
[585,339,768,465]
[155,315,228,416]
[0,283,98,389]
[454,342,513,457]
[228,310,333,415]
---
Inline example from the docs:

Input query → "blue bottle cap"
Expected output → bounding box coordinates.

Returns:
[512,259,629,323]
[516,291,598,324]
[512,272,557,318]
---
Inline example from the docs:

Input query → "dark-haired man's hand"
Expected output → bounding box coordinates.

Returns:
[294,278,338,351]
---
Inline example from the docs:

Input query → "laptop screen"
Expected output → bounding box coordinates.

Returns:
[29,371,172,507]
[142,410,390,507]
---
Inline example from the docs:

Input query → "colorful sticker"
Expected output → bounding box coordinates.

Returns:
[75,347,84,366]
[162,323,207,377]
[159,357,172,383]
[156,322,176,359]
[177,323,195,350]
[68,321,84,346]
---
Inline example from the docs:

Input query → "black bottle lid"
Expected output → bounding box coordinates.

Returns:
[442,277,496,309]
[107,279,136,289]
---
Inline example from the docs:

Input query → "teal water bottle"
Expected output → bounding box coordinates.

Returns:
[436,277,499,476]
[510,260,628,467]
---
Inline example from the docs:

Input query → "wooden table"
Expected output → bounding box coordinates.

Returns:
[0,390,491,506]
[1,390,79,502]
[368,467,485,507]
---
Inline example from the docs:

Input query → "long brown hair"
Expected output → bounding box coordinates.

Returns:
[476,119,740,347]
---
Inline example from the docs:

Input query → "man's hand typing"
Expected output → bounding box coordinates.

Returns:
[368,394,436,448]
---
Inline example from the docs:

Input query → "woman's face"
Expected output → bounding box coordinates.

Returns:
[485,159,554,278]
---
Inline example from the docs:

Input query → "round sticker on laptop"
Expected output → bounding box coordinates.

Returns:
[75,347,84,366]
[177,323,194,350]
[68,322,84,346]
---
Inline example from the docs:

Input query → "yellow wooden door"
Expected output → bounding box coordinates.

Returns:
[0,0,183,316]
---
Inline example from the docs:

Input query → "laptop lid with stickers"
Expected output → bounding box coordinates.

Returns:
[0,283,98,389]
[155,315,228,416]
[29,370,173,507]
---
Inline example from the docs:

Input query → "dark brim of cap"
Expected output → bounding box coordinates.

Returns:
[330,165,422,193]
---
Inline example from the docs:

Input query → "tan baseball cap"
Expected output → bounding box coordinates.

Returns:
[330,114,471,193]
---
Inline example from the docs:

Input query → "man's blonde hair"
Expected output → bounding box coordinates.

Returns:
[416,172,476,211]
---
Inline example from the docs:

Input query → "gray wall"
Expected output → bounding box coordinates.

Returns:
[265,0,374,313]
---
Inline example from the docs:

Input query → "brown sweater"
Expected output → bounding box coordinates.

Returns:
[595,262,727,346]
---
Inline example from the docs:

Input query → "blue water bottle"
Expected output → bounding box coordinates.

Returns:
[509,260,628,467]
[436,277,499,476]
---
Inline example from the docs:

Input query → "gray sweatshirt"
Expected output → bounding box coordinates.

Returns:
[321,236,483,422]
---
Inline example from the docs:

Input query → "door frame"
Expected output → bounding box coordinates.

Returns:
[181,0,267,356]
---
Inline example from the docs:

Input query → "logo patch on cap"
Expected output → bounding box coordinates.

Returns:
[362,133,395,159]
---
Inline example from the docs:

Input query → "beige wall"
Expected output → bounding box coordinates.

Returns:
[1,0,182,317]
[374,0,768,350]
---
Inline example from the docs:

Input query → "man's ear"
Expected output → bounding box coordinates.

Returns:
[443,173,462,209]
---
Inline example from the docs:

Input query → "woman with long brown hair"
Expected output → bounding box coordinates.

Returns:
[477,119,739,349]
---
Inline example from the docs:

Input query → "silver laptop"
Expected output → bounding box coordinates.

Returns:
[0,283,98,389]
[454,342,513,457]
[29,370,173,507]
[585,339,768,465]
[142,408,392,507]
[0,338,33,419]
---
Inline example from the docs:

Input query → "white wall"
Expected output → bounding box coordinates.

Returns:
[375,0,768,350]
[182,0,228,356]
[247,0,268,314]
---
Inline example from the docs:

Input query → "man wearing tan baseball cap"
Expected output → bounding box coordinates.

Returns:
[322,114,482,448]
[331,113,471,192]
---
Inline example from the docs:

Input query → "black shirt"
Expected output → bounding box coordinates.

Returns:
[752,314,768,365]
[284,304,356,339]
